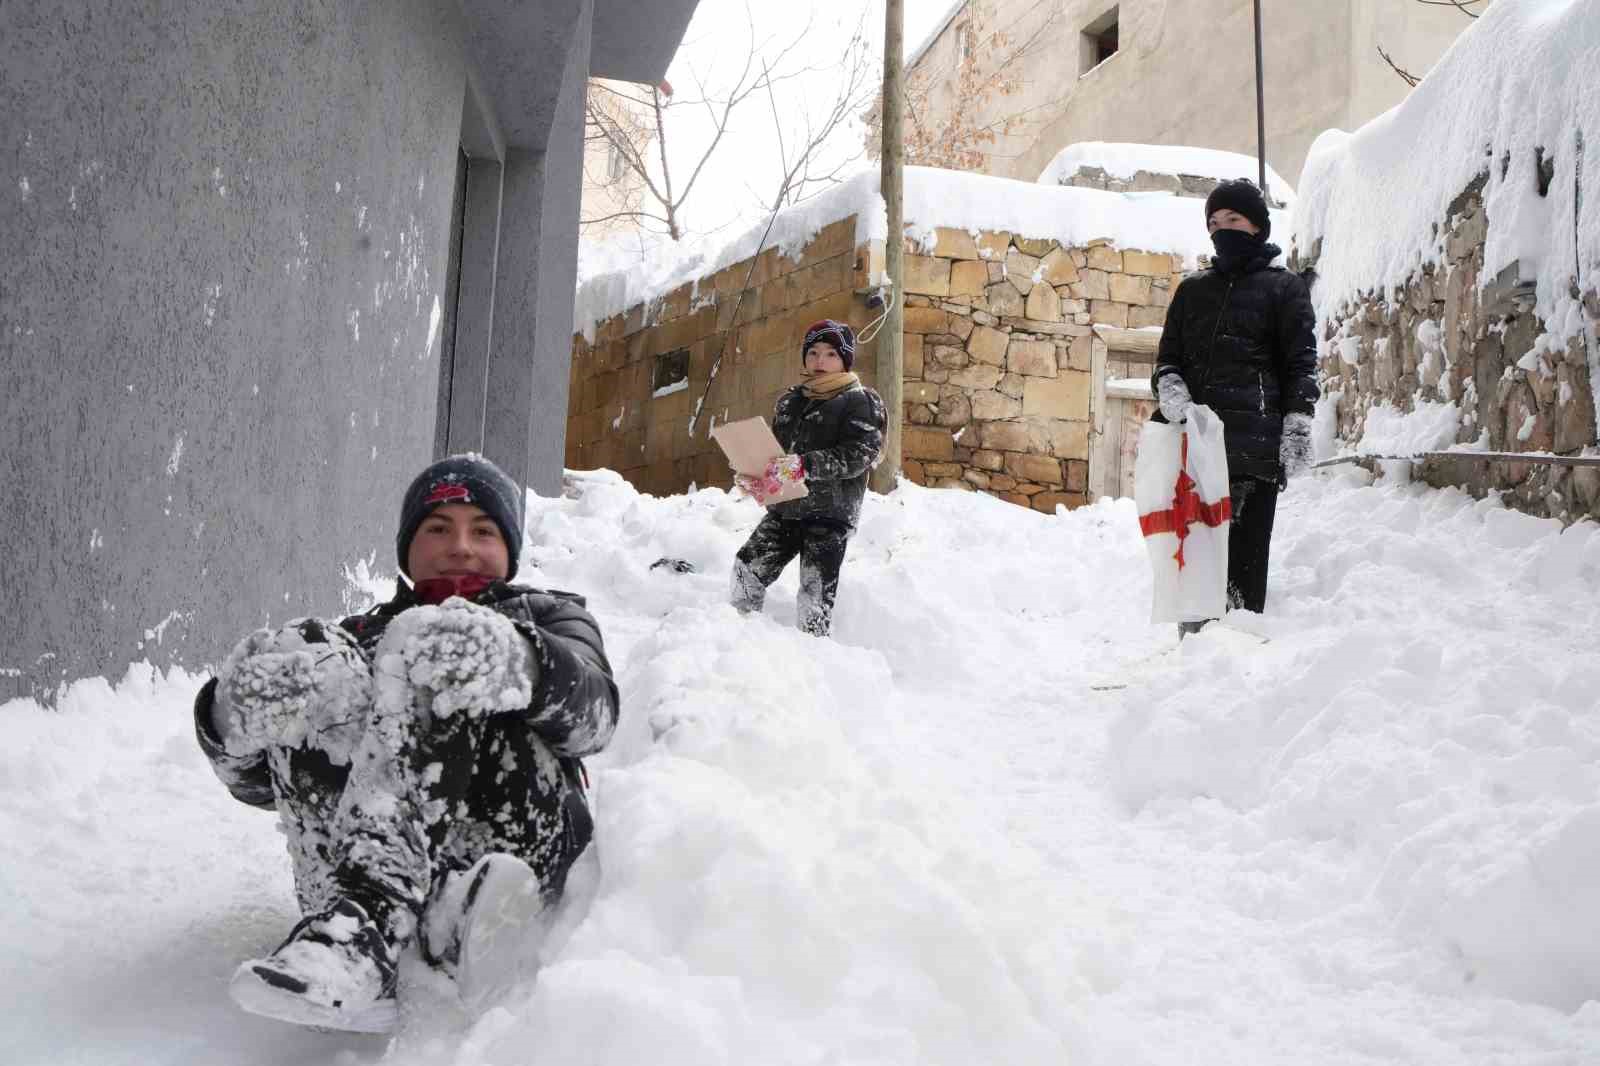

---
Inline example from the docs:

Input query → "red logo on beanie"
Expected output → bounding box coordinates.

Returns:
[423,482,472,506]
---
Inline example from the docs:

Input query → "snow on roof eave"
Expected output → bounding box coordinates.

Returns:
[906,0,969,72]
[1037,141,1295,203]
[575,165,1231,339]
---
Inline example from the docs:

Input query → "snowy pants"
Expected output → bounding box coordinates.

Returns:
[731,514,850,637]
[261,664,588,955]
[1226,476,1279,614]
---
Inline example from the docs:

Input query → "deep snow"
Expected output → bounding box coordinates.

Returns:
[5,469,1600,1065]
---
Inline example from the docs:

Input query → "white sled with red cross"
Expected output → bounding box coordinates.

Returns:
[1134,404,1231,624]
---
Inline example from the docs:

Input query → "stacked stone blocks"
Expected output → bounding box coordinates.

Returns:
[568,216,1185,512]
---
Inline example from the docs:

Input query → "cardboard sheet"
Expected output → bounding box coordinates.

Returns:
[710,416,808,505]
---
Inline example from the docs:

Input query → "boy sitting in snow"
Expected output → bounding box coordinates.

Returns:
[730,319,886,636]
[194,454,617,1033]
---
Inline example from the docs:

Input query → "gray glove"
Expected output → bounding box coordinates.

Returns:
[1156,373,1193,424]
[212,620,373,761]
[1279,411,1314,481]
[373,597,538,721]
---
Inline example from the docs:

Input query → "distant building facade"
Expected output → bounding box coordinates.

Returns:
[581,78,660,239]
[896,0,1484,186]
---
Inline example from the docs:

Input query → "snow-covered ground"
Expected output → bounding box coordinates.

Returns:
[6,469,1600,1065]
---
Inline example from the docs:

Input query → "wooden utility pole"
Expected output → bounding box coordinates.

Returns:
[871,0,905,493]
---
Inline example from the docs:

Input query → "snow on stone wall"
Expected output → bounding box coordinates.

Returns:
[575,161,1234,342]
[1291,0,1600,522]
[1291,0,1600,439]
[1037,141,1293,204]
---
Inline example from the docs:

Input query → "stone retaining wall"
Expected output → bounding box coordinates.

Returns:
[569,219,1186,511]
[1302,178,1600,522]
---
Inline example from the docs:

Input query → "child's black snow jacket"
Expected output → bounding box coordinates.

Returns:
[769,380,887,530]
[193,581,618,853]
[1151,244,1319,482]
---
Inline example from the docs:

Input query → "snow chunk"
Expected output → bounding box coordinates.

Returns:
[1357,397,1462,456]
[1037,141,1293,198]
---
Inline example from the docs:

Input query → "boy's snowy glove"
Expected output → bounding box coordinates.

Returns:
[375,597,538,720]
[1279,412,1314,482]
[1156,374,1193,424]
[213,620,373,760]
[735,454,805,505]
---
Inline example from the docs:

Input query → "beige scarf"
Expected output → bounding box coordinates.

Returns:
[801,370,859,400]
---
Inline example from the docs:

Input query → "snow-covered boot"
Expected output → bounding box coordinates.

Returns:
[421,853,550,1009]
[229,898,399,1033]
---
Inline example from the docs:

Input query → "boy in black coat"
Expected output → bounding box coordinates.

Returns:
[195,454,618,1031]
[730,319,887,636]
[1151,179,1319,621]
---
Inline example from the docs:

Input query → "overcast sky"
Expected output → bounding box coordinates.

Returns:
[599,0,959,250]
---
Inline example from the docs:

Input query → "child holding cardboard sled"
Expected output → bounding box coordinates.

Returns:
[728,320,886,637]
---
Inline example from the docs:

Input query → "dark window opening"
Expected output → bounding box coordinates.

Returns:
[1080,7,1119,75]
[653,348,690,395]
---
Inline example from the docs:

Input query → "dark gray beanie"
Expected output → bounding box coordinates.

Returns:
[396,454,523,579]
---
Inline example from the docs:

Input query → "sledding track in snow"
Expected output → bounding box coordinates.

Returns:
[4,467,1599,1065]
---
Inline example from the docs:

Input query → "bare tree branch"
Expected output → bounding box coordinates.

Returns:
[1412,0,1482,15]
[1376,43,1421,87]
[582,2,877,241]
[863,0,1065,172]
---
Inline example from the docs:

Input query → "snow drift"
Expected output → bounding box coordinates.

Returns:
[5,469,1600,1064]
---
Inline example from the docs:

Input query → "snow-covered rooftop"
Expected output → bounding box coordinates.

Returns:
[1037,141,1294,201]
[575,163,1287,341]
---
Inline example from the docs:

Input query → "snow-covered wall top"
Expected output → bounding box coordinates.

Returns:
[1037,141,1293,199]
[1291,0,1599,343]
[574,164,1273,340]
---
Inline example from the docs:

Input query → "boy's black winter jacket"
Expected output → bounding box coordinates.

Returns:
[770,381,887,529]
[1151,244,1319,482]
[193,581,618,852]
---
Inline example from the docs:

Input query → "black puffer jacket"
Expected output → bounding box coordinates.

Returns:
[1152,243,1319,481]
[770,380,886,529]
[194,581,618,843]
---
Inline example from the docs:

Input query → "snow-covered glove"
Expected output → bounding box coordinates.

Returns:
[374,597,538,721]
[1156,374,1193,424]
[1279,412,1314,483]
[736,454,805,505]
[213,620,373,760]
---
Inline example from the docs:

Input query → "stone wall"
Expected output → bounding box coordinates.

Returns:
[566,218,874,498]
[568,219,1185,512]
[896,228,1182,511]
[1304,178,1600,522]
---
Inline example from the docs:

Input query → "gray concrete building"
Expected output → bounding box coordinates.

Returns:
[1,0,697,698]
